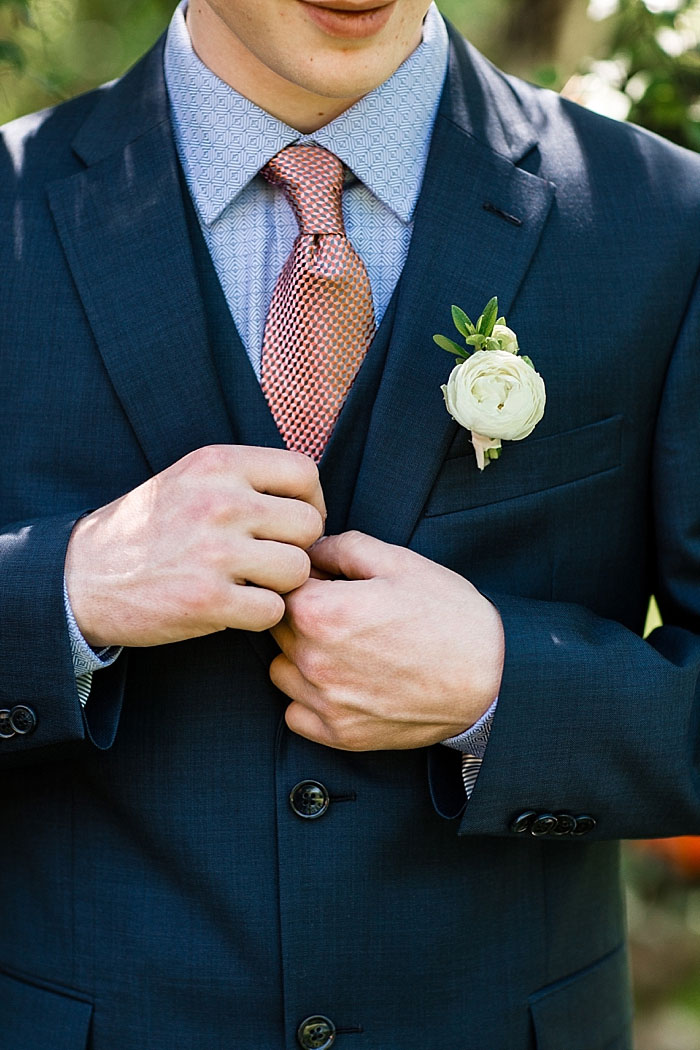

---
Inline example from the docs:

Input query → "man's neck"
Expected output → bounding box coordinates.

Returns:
[186,4,364,133]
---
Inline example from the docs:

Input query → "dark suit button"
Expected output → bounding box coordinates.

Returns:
[572,815,597,836]
[290,781,330,820]
[510,810,537,834]
[530,813,558,837]
[0,710,15,739]
[10,705,37,736]
[297,1015,336,1049]
[551,813,577,836]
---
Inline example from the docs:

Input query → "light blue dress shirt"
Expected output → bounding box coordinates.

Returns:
[67,0,494,776]
[164,0,448,374]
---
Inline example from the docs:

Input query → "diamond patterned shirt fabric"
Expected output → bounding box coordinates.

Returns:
[164,0,449,377]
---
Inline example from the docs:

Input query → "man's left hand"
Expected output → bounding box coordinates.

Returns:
[269,531,505,751]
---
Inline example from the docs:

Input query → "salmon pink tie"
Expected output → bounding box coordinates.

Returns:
[260,145,376,462]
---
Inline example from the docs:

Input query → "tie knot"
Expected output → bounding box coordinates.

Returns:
[262,145,346,236]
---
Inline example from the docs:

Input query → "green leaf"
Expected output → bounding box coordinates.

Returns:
[451,305,474,338]
[465,334,485,348]
[433,334,468,358]
[477,297,499,337]
[3,0,33,25]
[0,39,25,71]
[520,355,535,369]
[496,316,506,327]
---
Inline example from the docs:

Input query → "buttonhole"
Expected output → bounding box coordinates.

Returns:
[483,201,523,227]
[329,792,357,804]
[336,1026,364,1035]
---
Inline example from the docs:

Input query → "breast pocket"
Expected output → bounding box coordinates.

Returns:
[529,944,633,1050]
[422,414,624,518]
[0,967,92,1050]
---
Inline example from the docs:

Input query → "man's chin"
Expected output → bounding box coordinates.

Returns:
[284,52,405,104]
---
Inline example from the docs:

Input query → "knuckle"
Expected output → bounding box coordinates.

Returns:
[339,725,366,752]
[185,577,224,619]
[191,535,223,568]
[247,591,285,632]
[290,589,327,636]
[283,501,323,547]
[283,547,311,591]
[190,490,230,526]
[340,529,364,552]
[230,488,263,526]
[296,647,327,685]
[264,592,287,628]
[326,713,363,752]
[301,504,325,544]
[189,444,229,474]
[289,450,319,484]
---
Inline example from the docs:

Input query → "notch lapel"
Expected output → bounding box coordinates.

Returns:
[48,40,234,477]
[347,30,555,546]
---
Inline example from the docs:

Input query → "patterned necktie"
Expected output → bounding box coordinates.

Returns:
[260,145,376,462]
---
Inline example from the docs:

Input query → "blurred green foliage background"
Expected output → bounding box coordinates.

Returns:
[2,1,700,1046]
[2,0,700,148]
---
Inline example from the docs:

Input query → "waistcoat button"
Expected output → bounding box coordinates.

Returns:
[297,1015,336,1049]
[290,781,330,820]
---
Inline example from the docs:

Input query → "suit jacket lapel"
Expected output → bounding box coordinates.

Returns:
[48,28,555,540]
[347,29,556,545]
[48,40,234,476]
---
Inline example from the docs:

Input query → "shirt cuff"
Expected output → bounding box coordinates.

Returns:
[440,696,498,759]
[64,578,122,677]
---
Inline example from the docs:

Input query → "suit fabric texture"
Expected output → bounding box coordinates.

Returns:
[3,22,700,1050]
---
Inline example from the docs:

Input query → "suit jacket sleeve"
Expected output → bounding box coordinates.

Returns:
[448,266,700,842]
[0,513,126,761]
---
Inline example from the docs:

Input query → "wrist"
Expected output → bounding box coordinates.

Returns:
[64,514,109,648]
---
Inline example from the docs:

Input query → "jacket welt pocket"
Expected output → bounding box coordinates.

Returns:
[423,414,624,517]
[529,944,632,1050]
[0,967,92,1050]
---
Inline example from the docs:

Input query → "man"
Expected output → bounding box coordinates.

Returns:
[2,0,700,1046]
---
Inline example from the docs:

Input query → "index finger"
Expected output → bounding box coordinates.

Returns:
[241,447,326,522]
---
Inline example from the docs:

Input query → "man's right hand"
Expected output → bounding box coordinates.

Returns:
[64,445,326,648]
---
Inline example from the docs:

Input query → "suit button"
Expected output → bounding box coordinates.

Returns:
[297,1015,336,1049]
[551,813,577,836]
[510,810,537,834]
[530,813,558,837]
[572,815,597,836]
[290,781,330,820]
[10,705,37,736]
[0,710,15,739]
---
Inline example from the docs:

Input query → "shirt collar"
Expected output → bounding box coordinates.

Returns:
[164,1,448,227]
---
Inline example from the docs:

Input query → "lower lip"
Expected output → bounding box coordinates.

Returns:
[300,1,396,39]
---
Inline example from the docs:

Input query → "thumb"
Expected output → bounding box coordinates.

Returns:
[309,531,413,581]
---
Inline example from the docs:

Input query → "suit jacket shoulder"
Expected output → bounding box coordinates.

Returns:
[0,36,168,206]
[445,27,700,237]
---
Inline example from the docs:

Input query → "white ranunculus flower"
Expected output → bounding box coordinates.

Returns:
[441,349,546,469]
[492,324,519,354]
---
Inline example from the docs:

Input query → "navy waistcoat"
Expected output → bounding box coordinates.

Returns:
[182,175,398,537]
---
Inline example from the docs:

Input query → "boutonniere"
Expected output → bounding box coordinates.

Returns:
[433,297,546,470]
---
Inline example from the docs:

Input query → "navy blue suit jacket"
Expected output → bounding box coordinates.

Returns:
[3,24,700,1050]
